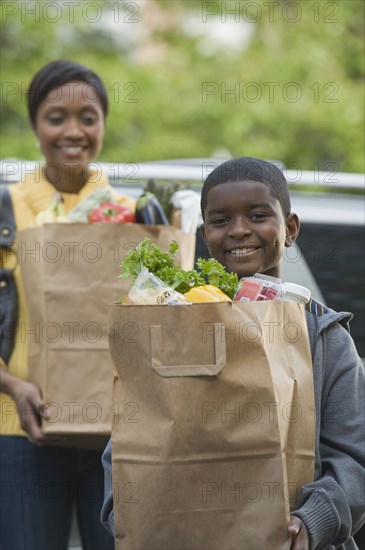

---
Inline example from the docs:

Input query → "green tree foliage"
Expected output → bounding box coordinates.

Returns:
[1,0,364,171]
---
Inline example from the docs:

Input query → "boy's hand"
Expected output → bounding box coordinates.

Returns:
[288,516,309,550]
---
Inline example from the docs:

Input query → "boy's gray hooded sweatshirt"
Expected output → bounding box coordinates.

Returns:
[101,304,365,549]
[290,305,364,549]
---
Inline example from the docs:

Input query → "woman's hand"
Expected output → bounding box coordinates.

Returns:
[288,516,309,550]
[10,379,47,444]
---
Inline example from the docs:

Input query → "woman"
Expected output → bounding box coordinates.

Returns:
[0,60,133,550]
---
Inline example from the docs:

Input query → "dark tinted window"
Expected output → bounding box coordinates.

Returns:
[297,223,364,358]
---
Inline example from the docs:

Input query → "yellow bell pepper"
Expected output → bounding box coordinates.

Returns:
[184,284,231,303]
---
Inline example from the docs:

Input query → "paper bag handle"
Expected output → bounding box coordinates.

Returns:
[150,323,226,377]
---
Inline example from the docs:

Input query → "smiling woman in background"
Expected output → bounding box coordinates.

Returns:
[0,60,133,550]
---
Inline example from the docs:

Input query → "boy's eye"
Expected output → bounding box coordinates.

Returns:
[211,217,229,225]
[250,212,267,221]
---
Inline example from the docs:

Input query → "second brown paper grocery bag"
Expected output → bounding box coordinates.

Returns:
[17,222,195,447]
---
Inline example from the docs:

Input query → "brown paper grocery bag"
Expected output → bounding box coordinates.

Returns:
[17,222,195,447]
[109,300,315,549]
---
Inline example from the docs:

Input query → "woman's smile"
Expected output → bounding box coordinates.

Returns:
[34,81,105,191]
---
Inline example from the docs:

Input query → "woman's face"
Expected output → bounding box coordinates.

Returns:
[34,81,105,170]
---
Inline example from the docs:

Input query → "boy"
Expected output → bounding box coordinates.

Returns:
[199,157,364,549]
[101,157,364,549]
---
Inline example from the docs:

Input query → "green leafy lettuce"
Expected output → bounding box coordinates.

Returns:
[120,238,238,298]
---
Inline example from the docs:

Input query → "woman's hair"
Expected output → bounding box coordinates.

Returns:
[201,157,291,219]
[27,60,108,127]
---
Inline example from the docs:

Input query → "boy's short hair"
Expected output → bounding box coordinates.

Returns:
[201,157,291,219]
[27,60,109,128]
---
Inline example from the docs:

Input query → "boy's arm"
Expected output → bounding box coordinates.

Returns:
[292,323,365,549]
[101,438,115,536]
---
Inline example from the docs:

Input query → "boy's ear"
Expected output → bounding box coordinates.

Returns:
[284,213,300,247]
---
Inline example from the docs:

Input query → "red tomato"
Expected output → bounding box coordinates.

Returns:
[88,202,135,223]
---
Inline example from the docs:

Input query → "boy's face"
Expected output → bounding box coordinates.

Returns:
[201,180,299,280]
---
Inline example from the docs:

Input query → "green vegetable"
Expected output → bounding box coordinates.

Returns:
[196,258,238,300]
[120,238,238,298]
[120,238,204,293]
[120,239,179,280]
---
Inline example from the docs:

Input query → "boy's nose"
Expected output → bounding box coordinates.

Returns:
[228,217,252,238]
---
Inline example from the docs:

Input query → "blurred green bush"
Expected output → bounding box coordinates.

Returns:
[1,0,363,172]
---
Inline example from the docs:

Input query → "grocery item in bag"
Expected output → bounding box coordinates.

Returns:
[234,273,310,304]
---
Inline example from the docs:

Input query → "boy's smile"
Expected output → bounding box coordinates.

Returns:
[201,180,299,279]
